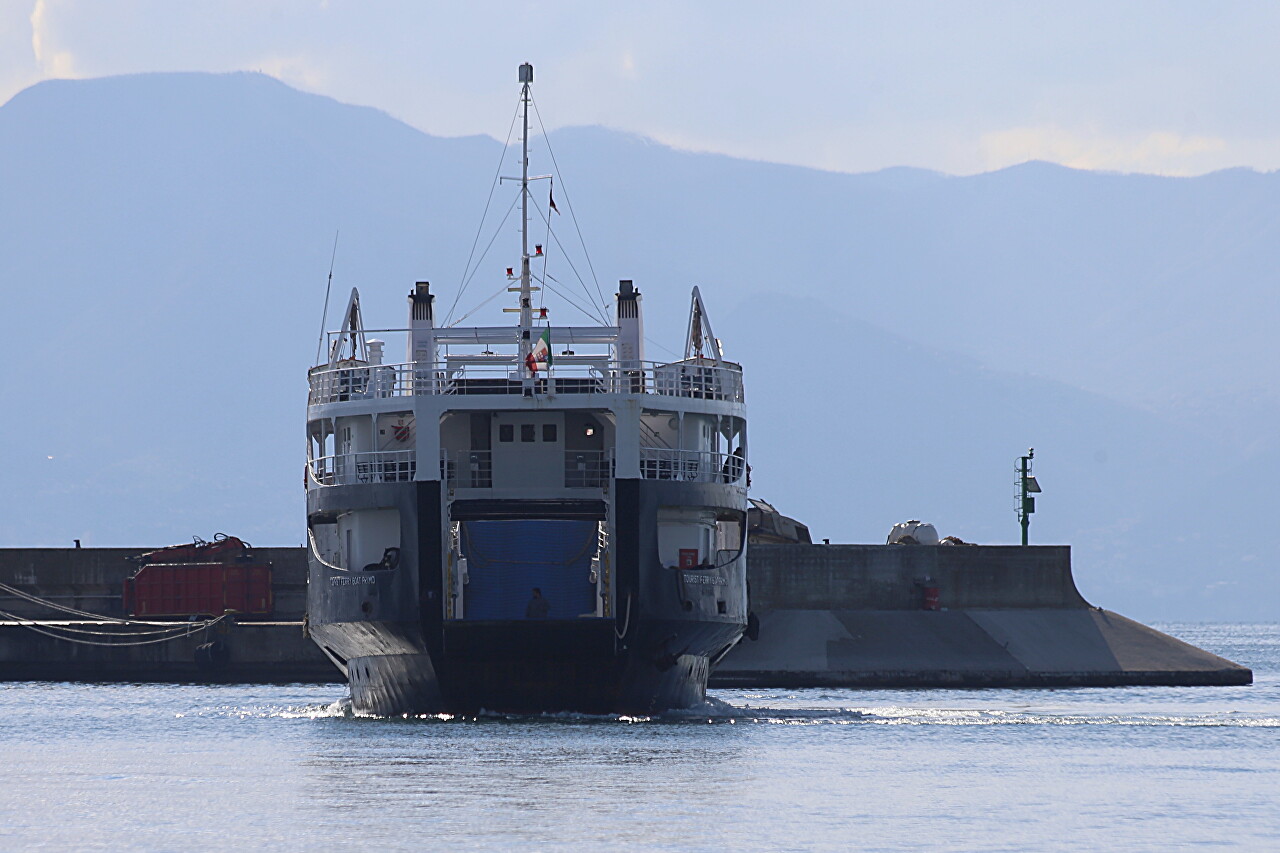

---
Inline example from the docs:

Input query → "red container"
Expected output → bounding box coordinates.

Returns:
[922,586,941,611]
[123,562,274,618]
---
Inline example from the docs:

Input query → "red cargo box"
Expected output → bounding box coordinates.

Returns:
[123,562,274,618]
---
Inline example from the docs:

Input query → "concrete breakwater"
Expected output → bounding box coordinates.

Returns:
[0,544,1253,687]
[712,544,1252,687]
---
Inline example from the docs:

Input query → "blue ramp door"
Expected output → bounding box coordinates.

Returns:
[461,519,597,620]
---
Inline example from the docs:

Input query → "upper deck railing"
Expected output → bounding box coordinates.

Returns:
[306,447,743,490]
[307,358,744,406]
[307,450,416,487]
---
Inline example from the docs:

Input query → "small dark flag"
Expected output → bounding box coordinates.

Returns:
[549,184,560,214]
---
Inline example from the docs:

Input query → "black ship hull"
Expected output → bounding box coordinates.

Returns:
[307,479,747,716]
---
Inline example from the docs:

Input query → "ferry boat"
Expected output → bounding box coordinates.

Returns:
[303,64,749,715]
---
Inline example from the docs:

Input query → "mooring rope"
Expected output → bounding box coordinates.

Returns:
[614,592,632,641]
[0,608,224,647]
[0,580,186,626]
[0,615,220,638]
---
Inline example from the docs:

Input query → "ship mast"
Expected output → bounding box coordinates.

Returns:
[518,62,534,376]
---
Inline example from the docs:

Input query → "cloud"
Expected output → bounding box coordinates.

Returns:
[618,49,637,80]
[979,125,1229,175]
[29,0,75,77]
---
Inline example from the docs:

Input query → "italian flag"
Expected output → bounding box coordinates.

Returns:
[526,326,552,373]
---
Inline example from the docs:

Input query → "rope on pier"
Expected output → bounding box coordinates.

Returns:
[0,608,226,647]
[0,613,223,638]
[0,604,225,645]
[0,580,182,625]
[0,581,227,646]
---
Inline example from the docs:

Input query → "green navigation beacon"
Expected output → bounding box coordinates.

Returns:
[1016,448,1041,546]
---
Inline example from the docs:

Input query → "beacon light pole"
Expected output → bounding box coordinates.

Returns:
[1017,448,1041,546]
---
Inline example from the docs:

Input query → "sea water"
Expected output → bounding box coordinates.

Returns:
[0,623,1276,851]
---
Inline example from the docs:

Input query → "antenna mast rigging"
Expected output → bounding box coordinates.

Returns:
[518,62,534,378]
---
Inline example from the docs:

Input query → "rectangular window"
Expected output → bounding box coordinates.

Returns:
[521,424,536,442]
[542,424,558,442]
[499,424,514,443]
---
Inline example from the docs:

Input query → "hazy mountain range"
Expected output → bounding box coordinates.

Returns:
[0,71,1274,621]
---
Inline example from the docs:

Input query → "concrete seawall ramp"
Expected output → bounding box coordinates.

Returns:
[713,544,1252,688]
[713,608,1251,687]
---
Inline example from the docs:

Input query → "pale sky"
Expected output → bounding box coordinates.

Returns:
[1,0,1277,176]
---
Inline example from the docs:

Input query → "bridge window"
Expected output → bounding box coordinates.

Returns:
[499,424,514,443]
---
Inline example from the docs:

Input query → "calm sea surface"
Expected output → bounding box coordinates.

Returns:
[1,623,1277,851]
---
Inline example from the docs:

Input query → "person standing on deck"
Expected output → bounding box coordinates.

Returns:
[526,588,551,619]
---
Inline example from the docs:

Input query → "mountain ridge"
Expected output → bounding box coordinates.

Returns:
[0,71,1273,621]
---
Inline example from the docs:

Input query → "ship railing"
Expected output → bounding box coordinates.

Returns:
[307,451,417,487]
[639,447,746,485]
[564,450,610,488]
[307,363,408,404]
[439,449,611,489]
[642,359,743,403]
[439,450,494,489]
[308,359,744,404]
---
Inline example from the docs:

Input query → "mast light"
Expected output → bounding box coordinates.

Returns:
[520,63,533,83]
